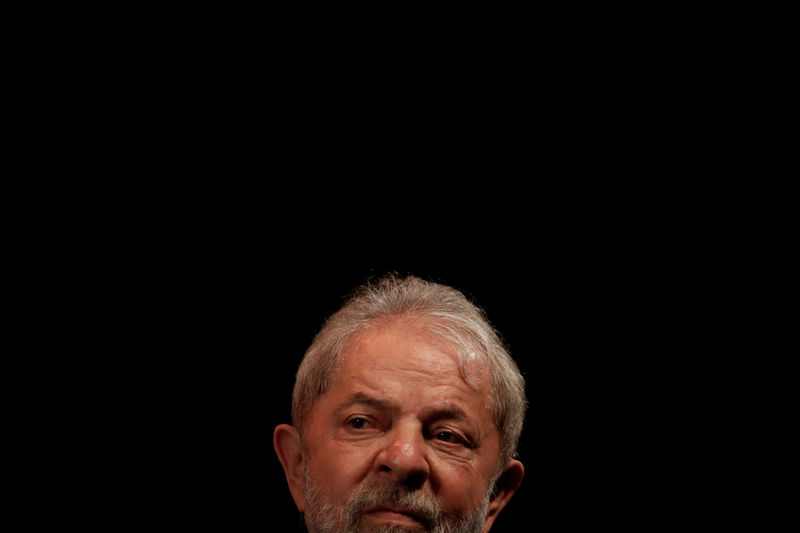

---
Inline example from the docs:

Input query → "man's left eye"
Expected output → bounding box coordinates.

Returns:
[434,431,464,445]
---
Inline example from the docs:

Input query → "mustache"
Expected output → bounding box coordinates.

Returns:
[344,480,443,529]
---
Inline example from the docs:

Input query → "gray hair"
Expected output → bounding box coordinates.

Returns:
[292,275,527,469]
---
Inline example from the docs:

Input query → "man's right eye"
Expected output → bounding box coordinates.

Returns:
[347,417,370,429]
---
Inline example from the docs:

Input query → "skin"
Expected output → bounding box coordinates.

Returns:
[274,317,524,532]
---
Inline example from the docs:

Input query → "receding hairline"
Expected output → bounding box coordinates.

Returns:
[333,313,491,390]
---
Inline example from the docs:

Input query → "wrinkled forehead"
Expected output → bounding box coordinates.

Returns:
[339,316,491,392]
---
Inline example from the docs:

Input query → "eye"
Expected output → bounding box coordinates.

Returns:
[347,417,370,429]
[434,431,466,445]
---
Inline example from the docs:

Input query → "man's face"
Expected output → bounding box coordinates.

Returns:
[299,319,506,532]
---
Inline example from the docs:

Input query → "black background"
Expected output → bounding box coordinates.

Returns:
[30,6,795,530]
[114,200,791,531]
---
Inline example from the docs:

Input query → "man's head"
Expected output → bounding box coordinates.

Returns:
[274,275,526,532]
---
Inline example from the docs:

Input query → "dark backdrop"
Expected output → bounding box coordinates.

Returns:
[133,219,789,531]
[111,192,791,531]
[51,8,793,529]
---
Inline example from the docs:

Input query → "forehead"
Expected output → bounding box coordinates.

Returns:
[329,318,492,412]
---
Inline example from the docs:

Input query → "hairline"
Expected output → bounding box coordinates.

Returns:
[296,312,491,425]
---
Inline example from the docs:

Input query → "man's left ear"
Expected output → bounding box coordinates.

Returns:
[484,459,524,531]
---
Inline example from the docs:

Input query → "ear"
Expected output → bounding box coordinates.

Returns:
[483,459,524,531]
[273,424,306,512]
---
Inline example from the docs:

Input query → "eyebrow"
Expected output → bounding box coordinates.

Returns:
[421,405,474,424]
[338,392,398,413]
[421,405,482,441]
[337,393,482,439]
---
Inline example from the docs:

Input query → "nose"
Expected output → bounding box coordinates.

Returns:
[375,426,430,490]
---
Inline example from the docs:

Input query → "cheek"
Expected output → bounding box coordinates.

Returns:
[429,434,501,512]
[430,461,486,512]
[306,439,375,504]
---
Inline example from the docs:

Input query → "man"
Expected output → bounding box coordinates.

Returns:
[274,275,526,532]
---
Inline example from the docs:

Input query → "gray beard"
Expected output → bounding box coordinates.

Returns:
[303,466,491,533]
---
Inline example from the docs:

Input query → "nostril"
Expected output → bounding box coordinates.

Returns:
[379,465,392,473]
[403,471,425,491]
